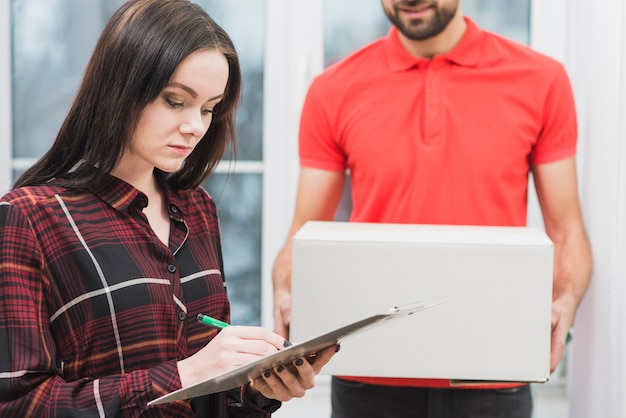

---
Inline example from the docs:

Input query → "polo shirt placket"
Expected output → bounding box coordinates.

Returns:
[422,56,447,147]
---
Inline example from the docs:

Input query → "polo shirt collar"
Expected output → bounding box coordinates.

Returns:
[385,17,483,71]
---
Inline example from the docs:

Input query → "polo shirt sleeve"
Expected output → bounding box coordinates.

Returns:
[530,64,578,164]
[298,77,348,172]
[0,202,192,417]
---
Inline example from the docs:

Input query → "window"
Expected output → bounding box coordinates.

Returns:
[8,0,264,325]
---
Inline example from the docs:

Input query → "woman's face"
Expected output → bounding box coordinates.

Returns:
[119,49,229,176]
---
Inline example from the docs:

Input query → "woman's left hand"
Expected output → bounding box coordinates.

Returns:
[248,344,339,401]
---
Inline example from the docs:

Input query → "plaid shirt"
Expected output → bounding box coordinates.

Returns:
[0,173,279,417]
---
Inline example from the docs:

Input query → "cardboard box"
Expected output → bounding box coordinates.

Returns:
[290,221,554,383]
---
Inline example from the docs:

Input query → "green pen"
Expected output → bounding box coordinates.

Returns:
[196,313,293,347]
[197,313,230,330]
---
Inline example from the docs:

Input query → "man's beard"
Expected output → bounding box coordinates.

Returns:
[384,1,458,41]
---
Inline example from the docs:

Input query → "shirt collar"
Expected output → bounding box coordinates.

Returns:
[385,17,483,71]
[89,172,144,212]
[78,168,186,219]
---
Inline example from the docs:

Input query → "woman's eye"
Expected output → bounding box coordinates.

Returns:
[166,98,183,108]
[201,108,214,116]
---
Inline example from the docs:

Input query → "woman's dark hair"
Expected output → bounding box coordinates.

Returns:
[14,0,241,190]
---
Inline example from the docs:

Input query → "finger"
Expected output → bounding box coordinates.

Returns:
[280,296,292,327]
[251,374,273,398]
[291,357,315,389]
[273,321,289,339]
[274,364,306,398]
[258,368,296,401]
[281,309,291,328]
[550,339,565,373]
[551,306,561,330]
[273,308,290,338]
[222,326,288,352]
[310,344,340,374]
[549,323,568,372]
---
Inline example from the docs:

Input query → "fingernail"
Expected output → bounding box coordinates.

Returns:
[276,365,284,373]
[283,340,293,347]
[263,371,271,378]
[295,358,304,366]
[335,344,341,353]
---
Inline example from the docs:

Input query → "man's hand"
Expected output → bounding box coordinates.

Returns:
[549,294,577,373]
[273,288,291,338]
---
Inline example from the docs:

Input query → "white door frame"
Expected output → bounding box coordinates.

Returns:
[261,0,323,327]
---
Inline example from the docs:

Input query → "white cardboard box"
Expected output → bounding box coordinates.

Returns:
[290,221,554,383]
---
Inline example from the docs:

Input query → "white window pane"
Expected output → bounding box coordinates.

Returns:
[197,0,265,161]
[12,0,124,160]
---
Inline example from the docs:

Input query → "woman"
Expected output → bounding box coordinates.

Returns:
[0,0,336,416]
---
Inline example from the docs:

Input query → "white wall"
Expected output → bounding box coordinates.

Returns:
[567,0,626,416]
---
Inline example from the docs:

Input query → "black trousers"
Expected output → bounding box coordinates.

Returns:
[331,377,532,418]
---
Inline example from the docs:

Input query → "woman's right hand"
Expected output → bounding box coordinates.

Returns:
[177,325,289,388]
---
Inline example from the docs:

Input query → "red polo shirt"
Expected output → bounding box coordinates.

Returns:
[300,18,576,227]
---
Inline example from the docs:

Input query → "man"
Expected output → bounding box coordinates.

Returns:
[272,0,593,416]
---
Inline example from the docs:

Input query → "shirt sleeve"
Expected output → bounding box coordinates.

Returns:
[0,202,192,417]
[530,63,578,164]
[298,77,348,172]
[225,385,281,418]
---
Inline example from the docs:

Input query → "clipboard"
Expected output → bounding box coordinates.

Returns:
[148,301,444,406]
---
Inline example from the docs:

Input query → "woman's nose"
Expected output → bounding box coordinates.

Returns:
[179,112,208,137]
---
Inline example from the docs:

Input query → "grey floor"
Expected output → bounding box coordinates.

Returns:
[274,376,568,418]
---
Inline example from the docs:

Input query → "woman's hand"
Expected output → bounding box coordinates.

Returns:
[248,344,339,401]
[177,325,289,388]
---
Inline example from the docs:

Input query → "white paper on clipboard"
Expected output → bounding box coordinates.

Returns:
[148,300,445,406]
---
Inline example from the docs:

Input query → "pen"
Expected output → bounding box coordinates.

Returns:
[197,313,230,329]
[196,313,293,347]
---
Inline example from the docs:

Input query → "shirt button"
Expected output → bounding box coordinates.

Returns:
[170,205,178,213]
[167,264,177,273]
[178,312,186,321]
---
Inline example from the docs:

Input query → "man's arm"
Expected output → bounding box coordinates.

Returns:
[532,156,593,372]
[272,167,346,338]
